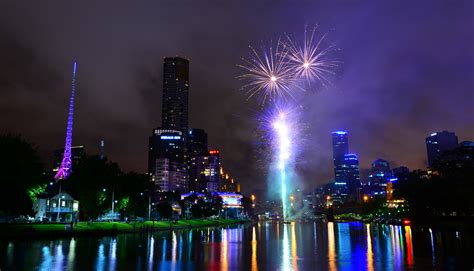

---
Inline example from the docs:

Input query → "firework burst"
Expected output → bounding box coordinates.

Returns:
[237,40,298,103]
[283,25,341,87]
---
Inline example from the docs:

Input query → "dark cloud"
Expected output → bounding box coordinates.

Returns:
[0,0,473,195]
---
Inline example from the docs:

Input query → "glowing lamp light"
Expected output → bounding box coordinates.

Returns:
[403,219,411,225]
[270,75,277,82]
[303,62,310,68]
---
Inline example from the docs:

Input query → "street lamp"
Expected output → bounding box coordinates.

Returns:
[103,188,115,214]
[363,195,369,203]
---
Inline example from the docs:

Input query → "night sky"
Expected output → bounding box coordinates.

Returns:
[1,1,473,194]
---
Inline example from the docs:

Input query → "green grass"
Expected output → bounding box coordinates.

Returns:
[0,219,245,236]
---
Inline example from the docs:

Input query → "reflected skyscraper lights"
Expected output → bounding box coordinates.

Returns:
[366,224,374,271]
[327,222,336,271]
[404,226,414,266]
[252,226,258,271]
[220,228,228,271]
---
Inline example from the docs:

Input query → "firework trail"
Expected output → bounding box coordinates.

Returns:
[238,25,340,220]
[283,25,341,87]
[237,40,298,104]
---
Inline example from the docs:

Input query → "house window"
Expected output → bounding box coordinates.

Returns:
[61,201,66,207]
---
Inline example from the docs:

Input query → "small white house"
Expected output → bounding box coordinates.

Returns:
[34,192,79,222]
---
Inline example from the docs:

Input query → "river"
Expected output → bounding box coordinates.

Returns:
[1,222,472,270]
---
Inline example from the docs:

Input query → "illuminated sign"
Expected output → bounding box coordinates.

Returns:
[332,131,348,135]
[160,135,181,140]
[209,150,220,155]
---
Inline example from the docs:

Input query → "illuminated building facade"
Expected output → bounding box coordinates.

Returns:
[148,129,188,192]
[220,167,240,193]
[331,131,361,202]
[368,159,392,186]
[188,150,221,193]
[426,130,458,167]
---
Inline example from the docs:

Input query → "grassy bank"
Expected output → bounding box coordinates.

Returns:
[0,219,247,239]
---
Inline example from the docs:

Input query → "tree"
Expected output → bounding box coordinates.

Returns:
[0,134,47,217]
[394,146,474,220]
[156,202,173,220]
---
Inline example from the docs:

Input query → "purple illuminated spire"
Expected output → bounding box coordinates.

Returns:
[54,62,77,181]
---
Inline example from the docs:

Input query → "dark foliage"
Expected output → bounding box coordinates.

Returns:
[0,134,46,216]
[394,146,474,219]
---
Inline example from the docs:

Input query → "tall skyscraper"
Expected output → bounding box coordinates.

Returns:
[148,57,191,193]
[426,130,459,167]
[162,57,189,131]
[331,131,361,202]
[332,131,349,164]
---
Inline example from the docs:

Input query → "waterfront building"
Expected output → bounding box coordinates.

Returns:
[34,192,79,222]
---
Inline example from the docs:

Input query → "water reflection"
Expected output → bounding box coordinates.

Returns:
[327,222,336,271]
[1,222,471,270]
[251,226,258,271]
[96,243,105,271]
[404,226,414,267]
[366,224,374,271]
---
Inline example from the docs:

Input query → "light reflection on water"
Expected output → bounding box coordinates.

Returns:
[1,222,472,270]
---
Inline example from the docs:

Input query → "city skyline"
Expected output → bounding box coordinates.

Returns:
[0,1,473,193]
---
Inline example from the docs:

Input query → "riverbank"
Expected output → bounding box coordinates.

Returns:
[0,219,248,239]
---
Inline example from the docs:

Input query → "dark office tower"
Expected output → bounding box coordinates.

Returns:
[342,153,361,189]
[392,166,410,182]
[187,128,208,157]
[162,57,189,131]
[332,131,349,182]
[332,131,349,163]
[368,158,392,186]
[333,153,361,202]
[331,131,351,203]
[426,130,459,167]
